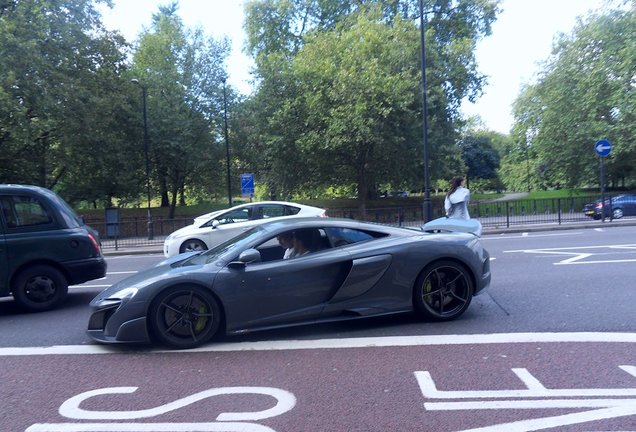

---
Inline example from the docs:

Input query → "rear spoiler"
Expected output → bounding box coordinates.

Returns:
[421,217,482,237]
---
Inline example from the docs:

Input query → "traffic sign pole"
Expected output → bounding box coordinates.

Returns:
[594,140,612,222]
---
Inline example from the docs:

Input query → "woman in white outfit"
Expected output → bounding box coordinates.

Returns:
[444,176,470,219]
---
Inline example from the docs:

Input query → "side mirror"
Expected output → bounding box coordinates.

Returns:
[229,248,261,268]
[239,248,261,263]
[212,220,220,229]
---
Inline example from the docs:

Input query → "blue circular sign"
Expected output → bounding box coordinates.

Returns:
[594,139,612,157]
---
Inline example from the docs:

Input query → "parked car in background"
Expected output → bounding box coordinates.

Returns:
[0,184,106,311]
[163,201,327,257]
[88,217,490,349]
[583,194,636,220]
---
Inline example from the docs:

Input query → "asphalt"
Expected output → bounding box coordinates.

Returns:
[100,217,636,256]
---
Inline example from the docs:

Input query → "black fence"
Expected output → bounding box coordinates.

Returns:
[326,195,601,228]
[89,195,625,251]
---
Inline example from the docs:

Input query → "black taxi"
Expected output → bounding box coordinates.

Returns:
[0,185,106,311]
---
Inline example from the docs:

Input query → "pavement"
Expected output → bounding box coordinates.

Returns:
[100,217,636,257]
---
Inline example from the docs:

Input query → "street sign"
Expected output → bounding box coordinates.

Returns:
[240,173,255,196]
[594,139,612,157]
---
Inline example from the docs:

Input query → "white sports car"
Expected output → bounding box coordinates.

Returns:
[163,201,326,257]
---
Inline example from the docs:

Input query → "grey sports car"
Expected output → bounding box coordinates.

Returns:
[88,217,491,349]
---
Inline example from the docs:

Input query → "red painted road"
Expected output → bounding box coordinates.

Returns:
[2,334,636,432]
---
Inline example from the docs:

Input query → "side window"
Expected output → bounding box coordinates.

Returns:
[260,205,286,219]
[284,205,301,215]
[216,208,250,225]
[324,227,383,247]
[254,228,329,262]
[0,195,53,229]
[0,197,17,228]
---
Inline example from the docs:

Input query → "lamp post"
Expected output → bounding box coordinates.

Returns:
[131,78,154,240]
[419,0,432,222]
[222,79,232,207]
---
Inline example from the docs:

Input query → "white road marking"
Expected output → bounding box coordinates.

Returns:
[504,244,636,265]
[58,386,295,421]
[26,423,277,431]
[416,365,636,431]
[2,332,636,356]
[506,244,636,252]
[482,232,583,240]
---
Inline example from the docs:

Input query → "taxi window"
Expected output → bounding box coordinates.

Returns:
[0,196,53,228]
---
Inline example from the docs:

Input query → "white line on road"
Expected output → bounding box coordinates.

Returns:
[2,332,636,356]
[482,232,583,240]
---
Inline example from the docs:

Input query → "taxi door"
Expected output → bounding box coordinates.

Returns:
[0,202,8,297]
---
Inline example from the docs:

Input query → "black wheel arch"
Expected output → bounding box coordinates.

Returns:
[179,238,208,252]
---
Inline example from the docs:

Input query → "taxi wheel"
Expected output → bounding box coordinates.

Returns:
[149,285,221,349]
[413,260,473,322]
[12,265,68,312]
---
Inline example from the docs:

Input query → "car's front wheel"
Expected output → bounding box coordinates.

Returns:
[12,265,68,312]
[413,260,473,321]
[179,239,207,254]
[149,285,221,349]
[612,208,624,219]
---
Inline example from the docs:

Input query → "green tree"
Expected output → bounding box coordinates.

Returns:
[131,3,230,217]
[511,4,636,189]
[0,0,139,205]
[458,134,500,188]
[242,0,500,204]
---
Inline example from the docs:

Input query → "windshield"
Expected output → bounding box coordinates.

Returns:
[183,225,268,266]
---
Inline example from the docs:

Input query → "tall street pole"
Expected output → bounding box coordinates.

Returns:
[223,79,232,207]
[419,0,432,222]
[131,79,154,240]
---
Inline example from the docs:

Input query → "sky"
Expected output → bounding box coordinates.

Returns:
[98,0,607,134]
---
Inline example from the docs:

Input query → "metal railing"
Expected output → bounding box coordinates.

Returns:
[89,195,627,250]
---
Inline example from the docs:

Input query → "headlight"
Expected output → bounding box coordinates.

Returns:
[105,287,138,301]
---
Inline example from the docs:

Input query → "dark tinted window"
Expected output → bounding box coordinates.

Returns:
[0,195,53,228]
[324,227,385,246]
[260,204,286,218]
[284,205,301,215]
[43,190,82,228]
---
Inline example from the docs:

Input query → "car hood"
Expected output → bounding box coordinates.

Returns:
[167,222,208,239]
[194,209,224,224]
[90,256,221,304]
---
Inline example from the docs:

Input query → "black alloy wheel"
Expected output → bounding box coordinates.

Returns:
[413,260,474,321]
[149,285,221,349]
[12,265,68,312]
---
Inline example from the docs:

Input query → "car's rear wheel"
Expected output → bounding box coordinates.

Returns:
[12,265,68,312]
[413,260,473,321]
[179,239,207,254]
[149,285,221,349]
[612,208,624,219]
